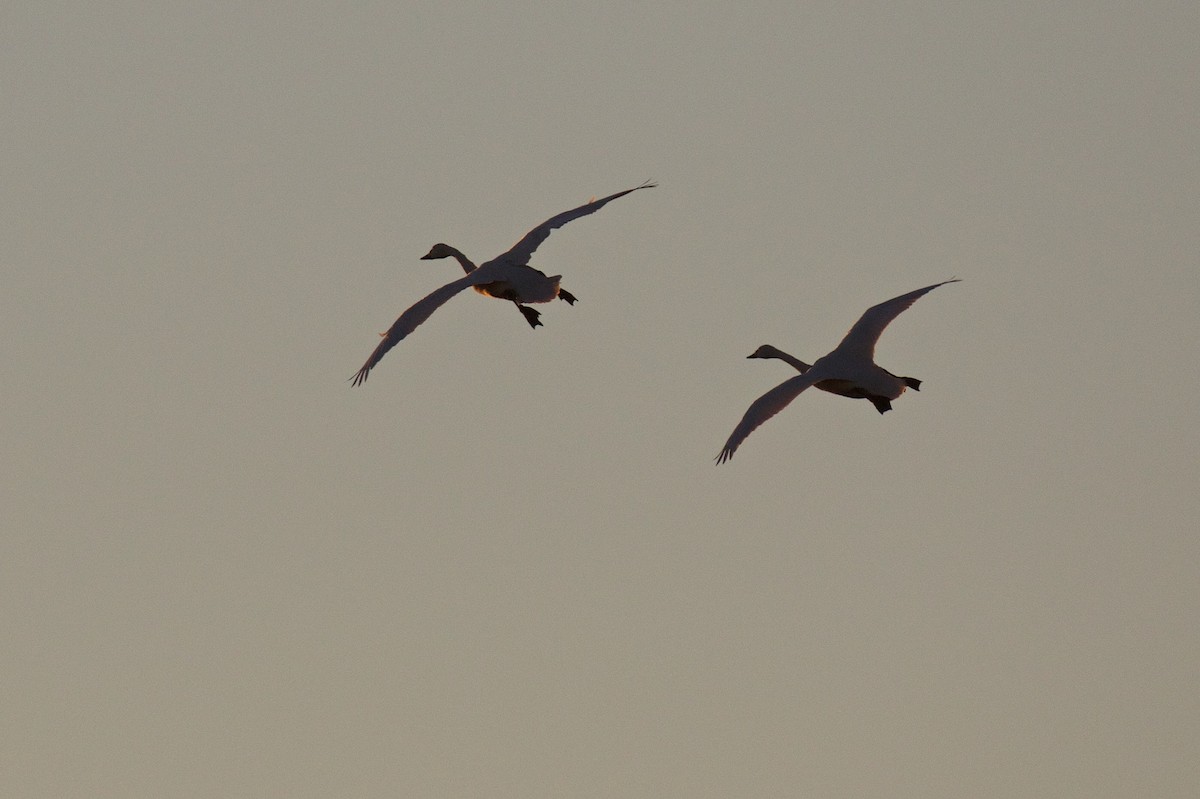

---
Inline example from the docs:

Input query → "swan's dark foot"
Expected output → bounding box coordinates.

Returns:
[904,377,922,391]
[870,396,893,414]
[517,304,543,328]
[557,288,577,305]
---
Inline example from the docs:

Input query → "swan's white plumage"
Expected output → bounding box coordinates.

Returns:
[500,180,655,268]
[352,181,655,386]
[834,282,957,361]
[717,279,959,463]
[716,369,828,464]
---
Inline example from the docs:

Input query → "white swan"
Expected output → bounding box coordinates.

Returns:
[420,243,578,328]
[746,344,921,414]
[716,279,960,463]
[352,181,655,386]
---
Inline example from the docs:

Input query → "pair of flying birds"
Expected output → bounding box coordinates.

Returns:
[351,182,959,463]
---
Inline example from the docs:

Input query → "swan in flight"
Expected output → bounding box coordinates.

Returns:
[746,344,921,415]
[421,243,578,328]
[716,279,960,464]
[351,181,655,386]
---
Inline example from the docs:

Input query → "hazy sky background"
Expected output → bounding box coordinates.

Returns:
[4,2,1198,796]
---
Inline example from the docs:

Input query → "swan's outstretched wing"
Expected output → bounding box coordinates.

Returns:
[716,371,825,464]
[834,279,960,360]
[500,181,656,266]
[351,272,485,386]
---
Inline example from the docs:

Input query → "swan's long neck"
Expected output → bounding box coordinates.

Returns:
[769,349,812,373]
[443,246,477,274]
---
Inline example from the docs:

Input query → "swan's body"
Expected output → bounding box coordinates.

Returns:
[716,279,959,464]
[352,181,655,386]
[421,243,578,329]
[747,344,922,415]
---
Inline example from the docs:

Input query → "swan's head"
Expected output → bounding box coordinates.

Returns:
[421,243,456,260]
[747,345,784,360]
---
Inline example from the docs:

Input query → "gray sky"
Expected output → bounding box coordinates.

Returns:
[4,2,1198,796]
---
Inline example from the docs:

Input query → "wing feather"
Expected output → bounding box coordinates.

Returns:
[716,371,824,464]
[834,279,960,359]
[500,181,656,266]
[350,272,485,386]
